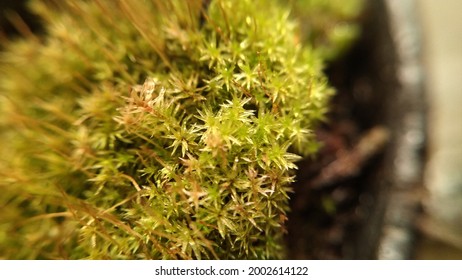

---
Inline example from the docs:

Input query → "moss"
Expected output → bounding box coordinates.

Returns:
[0,0,363,259]
[291,0,364,60]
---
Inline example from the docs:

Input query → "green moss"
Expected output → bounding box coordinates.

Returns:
[291,0,364,60]
[0,0,363,259]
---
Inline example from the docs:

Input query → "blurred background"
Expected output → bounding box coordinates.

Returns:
[416,0,462,259]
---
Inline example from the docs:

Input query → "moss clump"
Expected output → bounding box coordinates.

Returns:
[0,0,362,259]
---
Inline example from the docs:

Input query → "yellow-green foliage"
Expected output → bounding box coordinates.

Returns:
[292,0,364,59]
[0,0,362,259]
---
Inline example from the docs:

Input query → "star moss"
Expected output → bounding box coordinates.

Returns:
[0,0,362,259]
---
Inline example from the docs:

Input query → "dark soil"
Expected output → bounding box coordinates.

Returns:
[286,0,402,259]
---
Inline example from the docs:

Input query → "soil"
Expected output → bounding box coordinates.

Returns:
[286,0,405,259]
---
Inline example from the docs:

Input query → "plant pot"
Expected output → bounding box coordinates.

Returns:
[287,0,426,259]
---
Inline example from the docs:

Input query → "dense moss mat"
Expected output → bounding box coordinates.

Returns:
[0,0,362,259]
